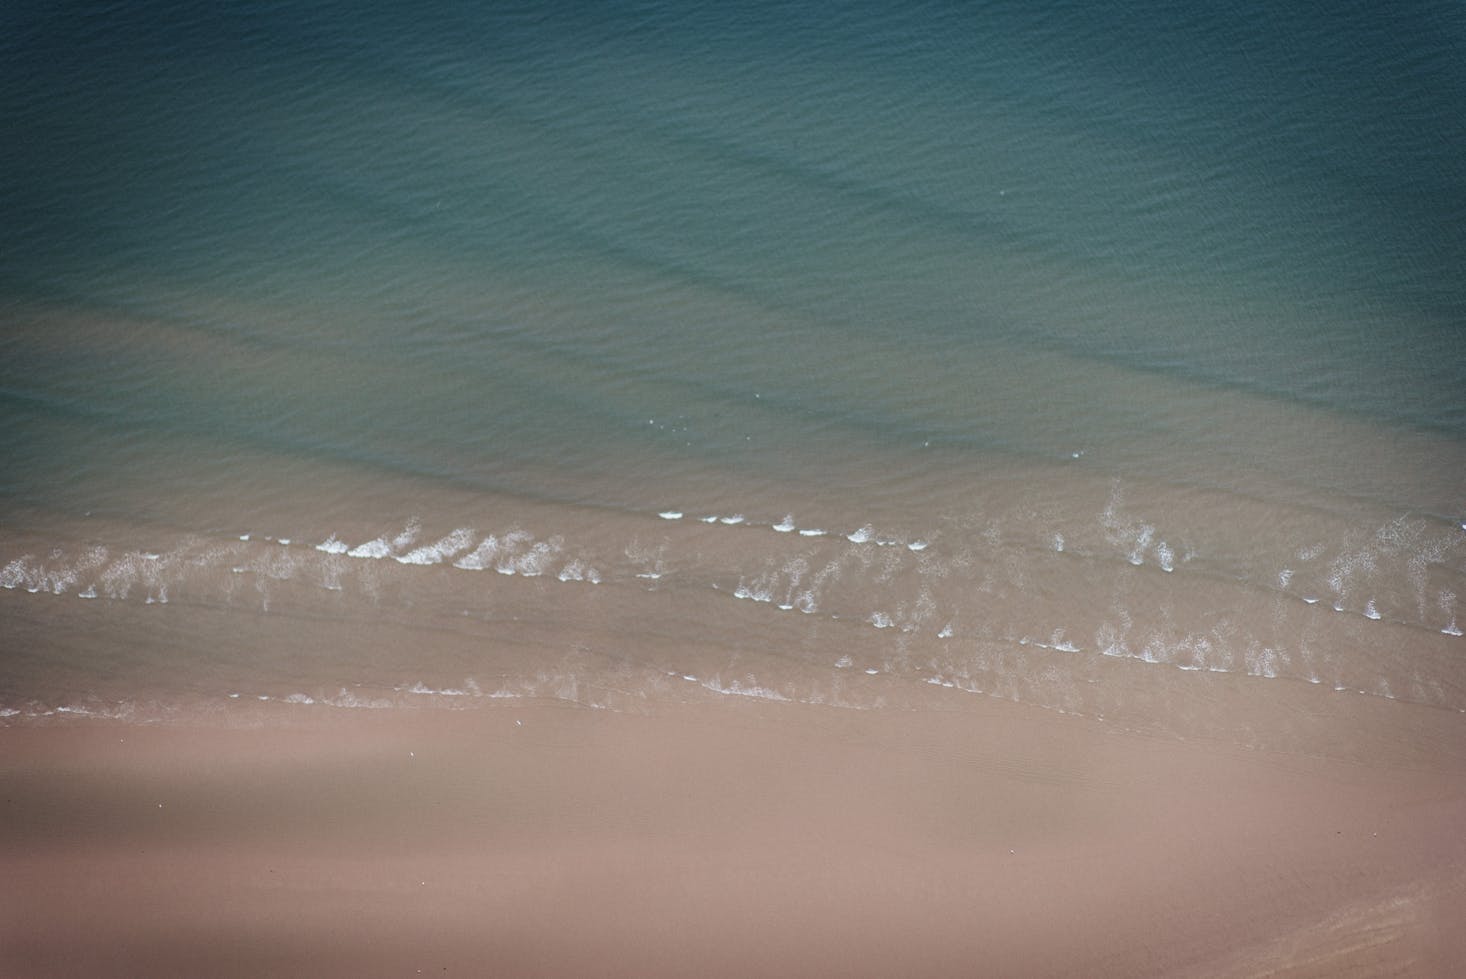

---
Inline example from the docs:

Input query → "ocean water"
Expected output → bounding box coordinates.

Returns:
[3,0,1464,747]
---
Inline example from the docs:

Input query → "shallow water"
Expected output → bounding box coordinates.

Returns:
[3,0,1464,746]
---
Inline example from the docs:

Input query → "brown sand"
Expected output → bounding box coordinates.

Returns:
[3,696,1465,978]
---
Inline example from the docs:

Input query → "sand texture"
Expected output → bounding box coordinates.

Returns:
[4,696,1464,978]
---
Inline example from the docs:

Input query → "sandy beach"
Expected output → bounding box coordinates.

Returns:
[5,1,1465,976]
[4,693,1463,978]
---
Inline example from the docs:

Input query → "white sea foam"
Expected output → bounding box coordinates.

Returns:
[321,689,394,710]
[870,611,894,629]
[453,535,500,570]
[658,510,683,520]
[718,514,746,526]
[347,538,392,559]
[733,576,776,603]
[703,678,790,702]
[1364,599,1382,620]
[392,522,421,550]
[798,528,826,537]
[847,525,875,544]
[0,558,28,590]
[557,560,601,584]
[1278,568,1294,588]
[1128,525,1154,566]
[1156,541,1175,572]
[938,623,953,638]
[907,540,929,552]
[773,515,796,533]
[396,527,476,566]
[316,535,350,555]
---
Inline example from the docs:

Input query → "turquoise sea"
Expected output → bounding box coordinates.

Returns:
[3,1,1464,746]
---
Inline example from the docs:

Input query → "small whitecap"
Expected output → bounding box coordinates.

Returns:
[557,561,601,584]
[78,586,97,599]
[278,538,291,546]
[699,515,718,524]
[0,558,28,590]
[397,528,476,566]
[773,515,796,533]
[847,525,875,544]
[1278,569,1294,588]
[239,534,251,541]
[347,538,392,559]
[719,514,745,526]
[391,523,420,550]
[636,571,662,580]
[453,536,500,571]
[834,655,853,669]
[1156,541,1175,573]
[316,536,349,555]
[1364,600,1382,620]
[907,540,929,552]
[798,528,826,537]
[658,510,683,520]
[937,623,953,639]
[1303,596,1319,605]
[1443,622,1463,637]
[1052,533,1065,553]
[864,668,880,675]
[870,611,894,629]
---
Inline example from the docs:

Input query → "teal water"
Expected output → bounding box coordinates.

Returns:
[2,1,1464,738]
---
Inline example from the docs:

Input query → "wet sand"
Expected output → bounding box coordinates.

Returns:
[4,695,1464,978]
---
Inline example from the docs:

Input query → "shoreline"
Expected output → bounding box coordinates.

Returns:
[5,696,1464,977]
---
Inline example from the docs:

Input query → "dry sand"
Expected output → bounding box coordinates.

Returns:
[3,695,1464,978]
